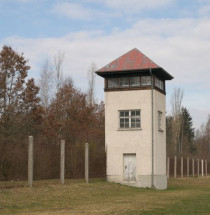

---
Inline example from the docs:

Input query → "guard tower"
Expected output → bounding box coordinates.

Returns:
[96,48,173,189]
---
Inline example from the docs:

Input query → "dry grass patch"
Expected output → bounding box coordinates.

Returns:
[0,177,210,215]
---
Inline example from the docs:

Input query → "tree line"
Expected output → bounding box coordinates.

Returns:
[0,46,105,180]
[166,88,210,159]
[0,46,209,181]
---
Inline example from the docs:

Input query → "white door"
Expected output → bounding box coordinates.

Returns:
[124,154,136,181]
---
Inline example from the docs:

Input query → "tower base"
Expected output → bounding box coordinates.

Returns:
[107,175,167,190]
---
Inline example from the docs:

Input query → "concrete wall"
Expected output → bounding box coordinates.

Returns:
[153,90,167,189]
[105,89,167,189]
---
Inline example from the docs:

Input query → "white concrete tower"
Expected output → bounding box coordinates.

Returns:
[96,49,173,189]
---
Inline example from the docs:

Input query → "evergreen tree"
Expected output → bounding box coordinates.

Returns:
[166,107,195,155]
[180,107,195,153]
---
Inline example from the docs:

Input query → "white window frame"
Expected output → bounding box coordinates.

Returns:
[119,110,141,129]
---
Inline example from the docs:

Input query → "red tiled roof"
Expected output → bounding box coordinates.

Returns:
[97,48,160,72]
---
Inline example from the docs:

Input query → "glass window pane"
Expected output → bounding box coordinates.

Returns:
[130,76,140,86]
[160,80,164,90]
[119,77,129,87]
[125,122,129,128]
[136,123,140,128]
[141,76,151,86]
[155,78,159,88]
[108,78,118,88]
[136,118,140,123]
[155,78,164,90]
[131,123,135,128]
[119,109,141,129]
[136,111,140,116]
[131,118,135,123]
[131,111,136,116]
[124,111,129,117]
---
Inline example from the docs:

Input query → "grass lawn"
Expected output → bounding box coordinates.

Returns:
[0,177,210,215]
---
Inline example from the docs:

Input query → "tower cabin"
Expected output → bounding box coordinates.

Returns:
[96,48,173,189]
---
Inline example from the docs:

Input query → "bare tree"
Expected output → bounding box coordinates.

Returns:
[202,115,210,156]
[63,76,74,86]
[206,116,210,154]
[170,88,184,155]
[39,58,54,109]
[54,51,65,91]
[87,62,97,105]
[195,123,205,156]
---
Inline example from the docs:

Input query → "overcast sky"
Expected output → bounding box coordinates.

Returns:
[0,0,210,129]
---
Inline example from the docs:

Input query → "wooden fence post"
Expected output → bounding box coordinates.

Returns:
[174,156,177,178]
[60,140,65,185]
[201,159,204,177]
[85,143,89,183]
[28,136,33,187]
[181,157,183,178]
[192,158,194,177]
[197,159,200,177]
[167,157,170,179]
[187,157,189,177]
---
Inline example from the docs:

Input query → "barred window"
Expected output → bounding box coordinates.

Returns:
[107,75,152,89]
[119,77,129,87]
[130,76,140,87]
[155,78,164,90]
[141,76,151,86]
[108,78,118,88]
[119,110,141,129]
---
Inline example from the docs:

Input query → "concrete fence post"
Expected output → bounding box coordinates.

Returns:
[28,136,33,187]
[197,159,200,177]
[174,156,177,178]
[187,157,189,177]
[192,158,195,177]
[60,140,65,185]
[205,160,208,176]
[201,159,204,177]
[181,157,183,178]
[167,157,170,179]
[85,143,89,183]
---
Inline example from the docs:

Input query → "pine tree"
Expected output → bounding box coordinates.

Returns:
[166,107,195,155]
[180,107,195,153]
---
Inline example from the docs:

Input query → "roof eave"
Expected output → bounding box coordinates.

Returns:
[95,67,174,80]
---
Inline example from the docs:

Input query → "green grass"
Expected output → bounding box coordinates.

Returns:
[0,177,210,215]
